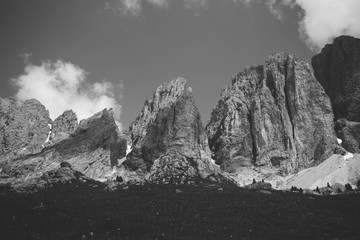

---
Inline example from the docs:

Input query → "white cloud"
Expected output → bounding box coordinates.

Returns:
[146,0,170,8]
[184,0,207,9]
[110,0,207,15]
[120,0,142,16]
[238,0,360,52]
[12,60,123,130]
[295,0,360,51]
[116,0,169,16]
[110,0,360,51]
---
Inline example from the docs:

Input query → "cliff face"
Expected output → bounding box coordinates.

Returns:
[335,119,360,153]
[125,78,229,184]
[206,53,336,173]
[0,105,127,184]
[0,97,51,160]
[312,36,360,122]
[312,36,360,153]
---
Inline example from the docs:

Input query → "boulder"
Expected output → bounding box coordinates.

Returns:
[244,181,272,190]
[0,97,51,160]
[312,36,360,122]
[124,78,231,183]
[206,53,337,173]
[60,161,72,168]
[331,183,346,193]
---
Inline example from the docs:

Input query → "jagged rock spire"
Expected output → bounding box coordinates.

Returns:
[124,77,230,184]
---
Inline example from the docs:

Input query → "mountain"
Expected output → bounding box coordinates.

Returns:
[0,99,127,188]
[312,36,360,122]
[312,36,360,153]
[2,37,360,190]
[0,97,51,161]
[122,78,231,184]
[206,53,337,174]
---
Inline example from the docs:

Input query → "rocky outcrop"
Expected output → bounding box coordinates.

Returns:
[124,78,230,183]
[42,108,127,178]
[206,53,337,173]
[53,110,78,134]
[0,97,51,160]
[35,161,88,188]
[11,162,89,193]
[0,108,127,183]
[335,119,360,153]
[312,36,360,153]
[312,36,360,122]
[42,110,79,147]
[244,181,272,190]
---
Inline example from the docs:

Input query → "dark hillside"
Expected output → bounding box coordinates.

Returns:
[1,182,360,240]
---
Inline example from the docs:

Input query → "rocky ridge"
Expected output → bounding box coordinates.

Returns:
[2,37,360,190]
[45,109,78,146]
[206,53,337,174]
[0,100,127,187]
[123,78,231,184]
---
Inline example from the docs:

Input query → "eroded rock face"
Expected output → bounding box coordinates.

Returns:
[44,109,127,178]
[124,78,229,183]
[0,97,51,160]
[0,108,127,183]
[206,53,336,173]
[335,119,360,153]
[52,110,78,134]
[312,36,360,121]
[312,36,360,153]
[43,110,79,147]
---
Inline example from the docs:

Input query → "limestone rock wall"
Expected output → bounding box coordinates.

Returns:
[0,107,127,182]
[312,36,360,122]
[0,97,51,160]
[206,53,336,173]
[125,78,229,183]
[312,36,360,153]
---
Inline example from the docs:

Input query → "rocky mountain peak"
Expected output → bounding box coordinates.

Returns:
[206,52,337,173]
[52,110,78,135]
[123,78,230,184]
[44,109,79,146]
[129,77,192,148]
[153,77,188,108]
[312,35,360,122]
[0,107,127,184]
[0,97,51,160]
[312,35,360,153]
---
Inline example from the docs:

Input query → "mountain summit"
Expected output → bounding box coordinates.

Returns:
[206,53,337,174]
[124,78,230,184]
[2,37,360,190]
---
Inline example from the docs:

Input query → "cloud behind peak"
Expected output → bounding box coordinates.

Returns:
[12,59,123,129]
[238,0,360,52]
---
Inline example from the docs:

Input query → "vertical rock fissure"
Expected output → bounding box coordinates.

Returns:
[284,57,296,142]
[247,108,257,164]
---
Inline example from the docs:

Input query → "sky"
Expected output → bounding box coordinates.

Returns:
[0,0,359,130]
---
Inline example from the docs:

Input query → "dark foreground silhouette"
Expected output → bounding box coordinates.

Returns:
[1,181,360,240]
